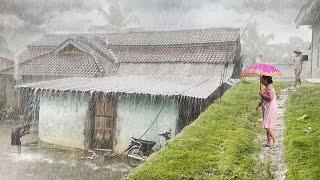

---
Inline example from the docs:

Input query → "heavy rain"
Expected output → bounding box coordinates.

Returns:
[0,0,319,179]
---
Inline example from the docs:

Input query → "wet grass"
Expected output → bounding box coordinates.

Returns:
[128,81,287,180]
[284,84,320,179]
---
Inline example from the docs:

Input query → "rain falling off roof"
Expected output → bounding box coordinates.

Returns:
[16,74,234,99]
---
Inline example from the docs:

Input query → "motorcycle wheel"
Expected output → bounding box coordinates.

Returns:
[127,147,144,167]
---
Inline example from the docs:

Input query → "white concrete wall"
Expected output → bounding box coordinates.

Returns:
[312,18,320,78]
[114,95,179,153]
[272,63,311,78]
[38,92,89,149]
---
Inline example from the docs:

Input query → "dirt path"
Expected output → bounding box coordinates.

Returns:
[258,87,293,179]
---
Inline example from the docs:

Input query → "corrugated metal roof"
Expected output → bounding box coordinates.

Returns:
[28,28,239,47]
[16,75,232,99]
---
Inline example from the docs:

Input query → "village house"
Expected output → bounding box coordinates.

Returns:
[1,28,241,152]
[0,57,13,70]
[17,76,237,153]
[296,0,320,79]
[0,57,14,107]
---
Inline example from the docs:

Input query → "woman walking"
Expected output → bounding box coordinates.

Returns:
[257,75,278,148]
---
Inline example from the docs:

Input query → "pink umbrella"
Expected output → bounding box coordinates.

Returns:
[241,63,282,89]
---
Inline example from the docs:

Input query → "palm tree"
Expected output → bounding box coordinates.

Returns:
[242,22,274,64]
[89,2,142,33]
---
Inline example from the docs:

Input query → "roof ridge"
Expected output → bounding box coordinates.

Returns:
[28,27,240,47]
[42,27,240,36]
[53,38,91,54]
[75,37,110,75]
[108,41,238,47]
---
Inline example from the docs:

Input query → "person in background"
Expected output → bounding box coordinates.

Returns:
[255,54,263,63]
[293,50,303,86]
[11,124,30,154]
[257,75,278,148]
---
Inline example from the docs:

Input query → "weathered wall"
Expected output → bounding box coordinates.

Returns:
[312,17,320,78]
[0,75,15,108]
[114,95,179,153]
[38,91,90,149]
[0,74,68,118]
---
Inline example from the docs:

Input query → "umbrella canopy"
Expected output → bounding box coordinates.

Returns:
[241,64,282,77]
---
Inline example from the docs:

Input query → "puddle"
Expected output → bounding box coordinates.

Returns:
[0,121,131,180]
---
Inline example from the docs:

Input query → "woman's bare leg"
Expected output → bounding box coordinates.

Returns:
[266,128,276,146]
[266,129,272,146]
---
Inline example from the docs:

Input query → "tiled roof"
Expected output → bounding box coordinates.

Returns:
[112,44,237,63]
[17,47,54,63]
[105,28,239,46]
[16,75,233,99]
[3,52,101,77]
[1,36,118,77]
[1,28,240,77]
[28,28,239,47]
[118,63,235,76]
[64,37,117,73]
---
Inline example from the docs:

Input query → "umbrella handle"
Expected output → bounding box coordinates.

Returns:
[259,75,262,90]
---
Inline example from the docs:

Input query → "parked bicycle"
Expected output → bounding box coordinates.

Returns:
[124,131,171,167]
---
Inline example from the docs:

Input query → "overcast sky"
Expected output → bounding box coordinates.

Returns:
[0,0,312,57]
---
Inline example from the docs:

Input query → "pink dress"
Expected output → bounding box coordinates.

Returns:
[262,84,277,129]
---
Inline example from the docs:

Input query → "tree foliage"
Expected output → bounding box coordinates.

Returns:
[242,21,274,65]
[89,2,142,33]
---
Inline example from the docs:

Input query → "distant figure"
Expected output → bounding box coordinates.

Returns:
[11,124,30,154]
[293,50,303,86]
[257,75,278,148]
[255,54,263,63]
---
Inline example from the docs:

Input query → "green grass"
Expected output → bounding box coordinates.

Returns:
[285,85,320,179]
[128,81,287,180]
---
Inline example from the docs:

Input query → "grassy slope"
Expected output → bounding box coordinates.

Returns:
[128,81,286,179]
[285,85,320,179]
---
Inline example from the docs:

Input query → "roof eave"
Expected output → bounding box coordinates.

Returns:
[296,1,320,28]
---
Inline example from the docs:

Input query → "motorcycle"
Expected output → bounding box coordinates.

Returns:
[124,131,171,167]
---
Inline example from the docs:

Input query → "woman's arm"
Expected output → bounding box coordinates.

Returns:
[19,128,30,137]
[259,92,273,101]
[259,87,275,101]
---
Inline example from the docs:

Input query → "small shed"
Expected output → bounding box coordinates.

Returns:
[296,0,320,78]
[17,75,236,153]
